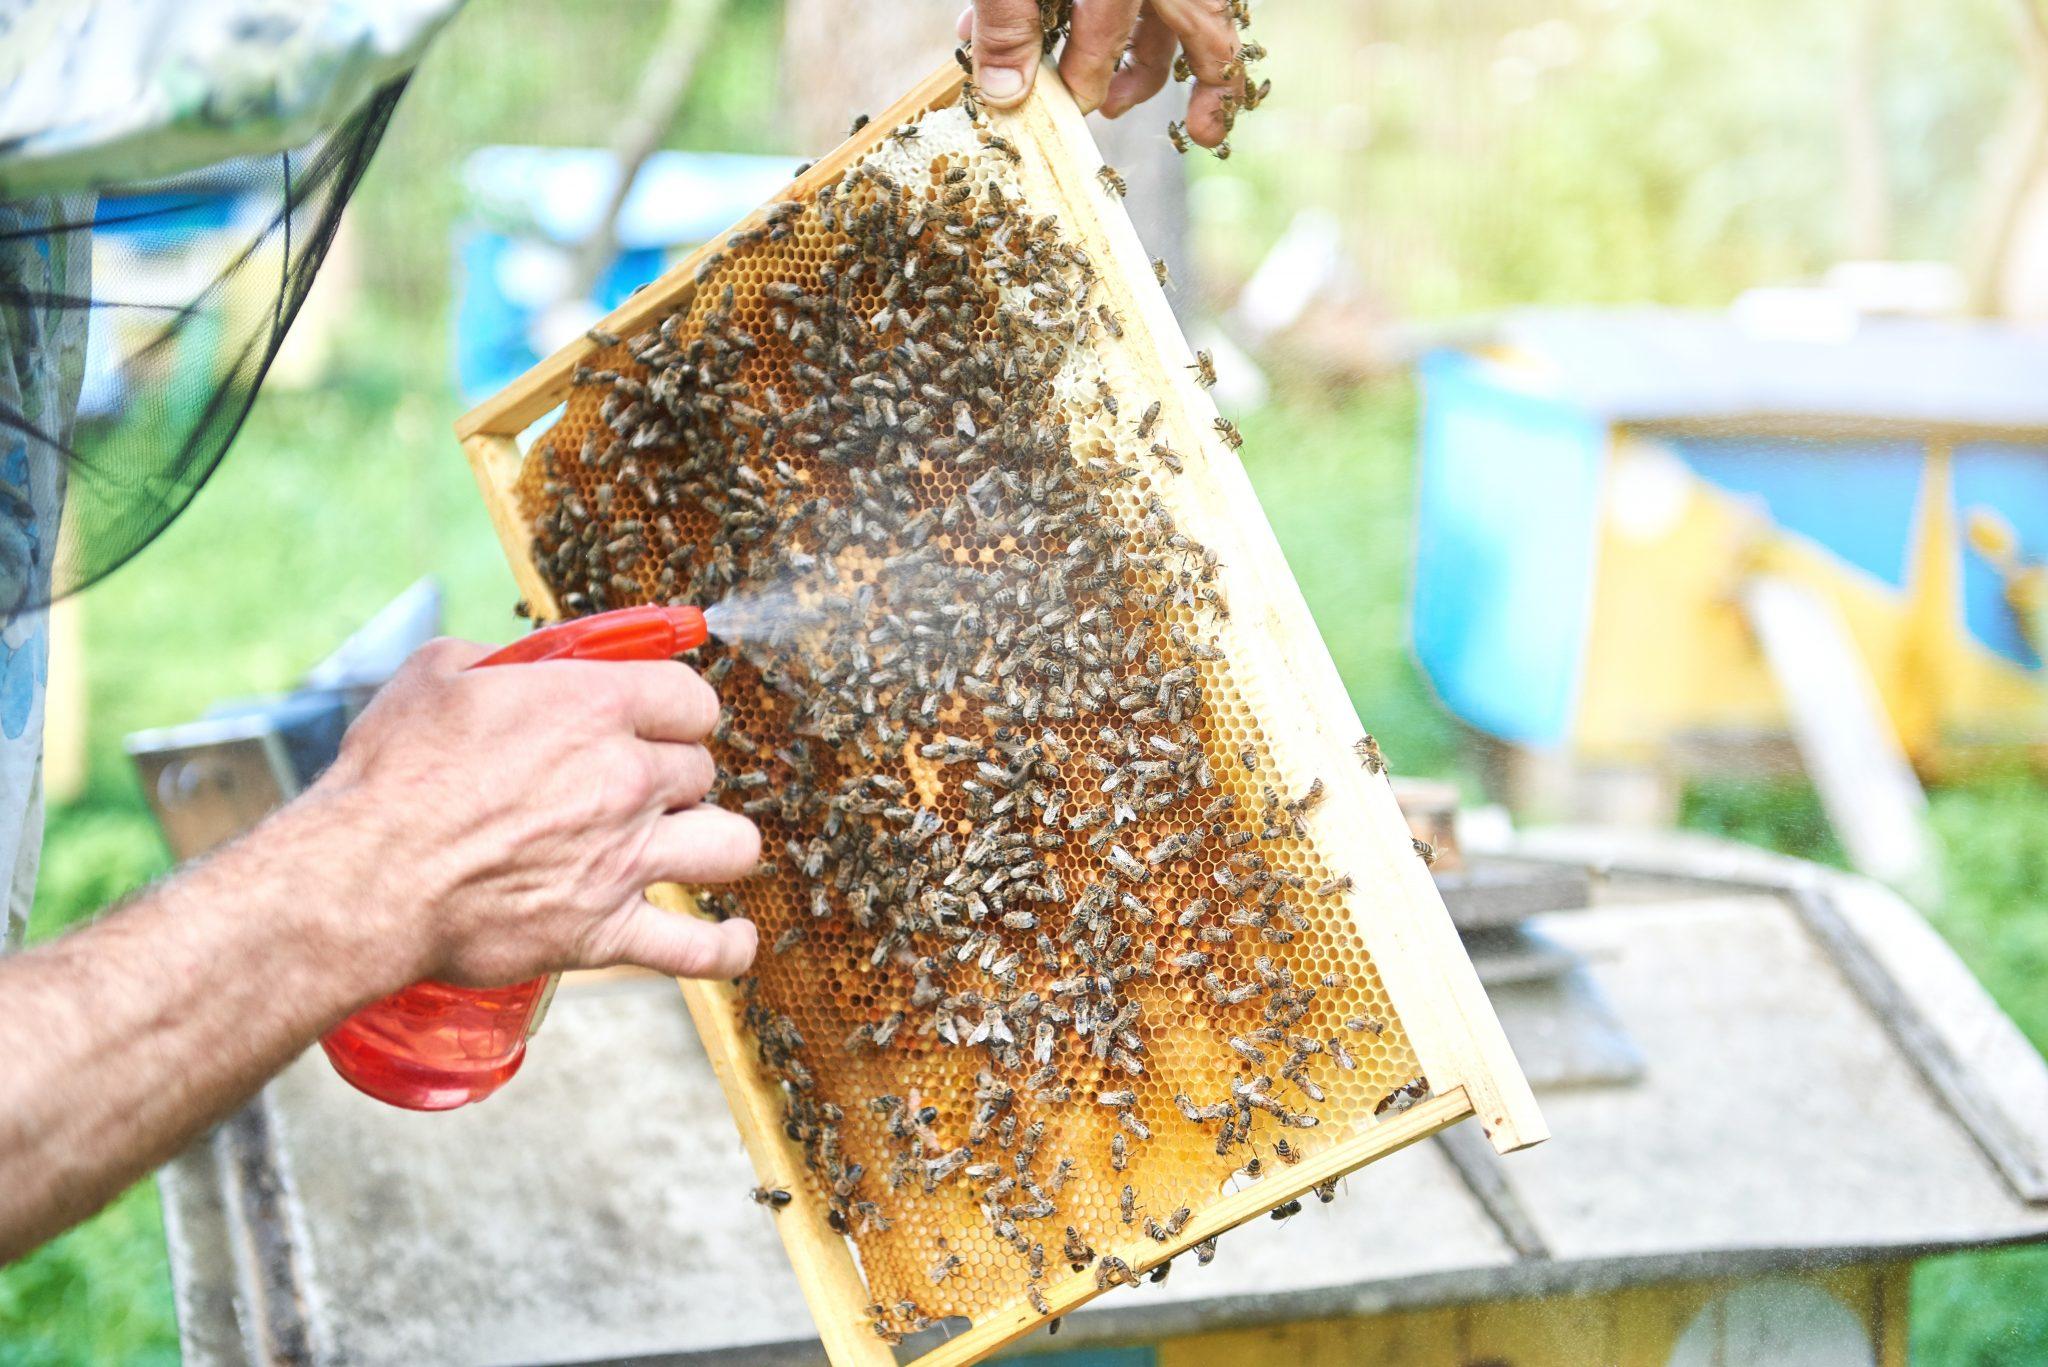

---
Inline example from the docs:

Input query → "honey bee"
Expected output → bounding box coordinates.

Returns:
[1166,121,1191,154]
[1189,349,1218,387]
[750,1186,793,1209]
[1377,1076,1431,1116]
[1096,163,1129,197]
[1214,417,1244,450]
[1095,1255,1137,1288]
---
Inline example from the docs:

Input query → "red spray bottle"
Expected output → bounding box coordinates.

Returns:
[319,604,710,1111]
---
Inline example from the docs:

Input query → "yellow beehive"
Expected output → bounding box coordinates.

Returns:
[456,62,1542,1367]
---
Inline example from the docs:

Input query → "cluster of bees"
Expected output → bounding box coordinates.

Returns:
[521,54,1424,1350]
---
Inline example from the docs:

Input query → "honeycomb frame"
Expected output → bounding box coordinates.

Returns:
[456,62,1544,1367]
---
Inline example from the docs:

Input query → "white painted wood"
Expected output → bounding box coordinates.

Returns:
[1740,575,1934,891]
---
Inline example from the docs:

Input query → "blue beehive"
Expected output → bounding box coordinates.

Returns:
[1414,308,2048,768]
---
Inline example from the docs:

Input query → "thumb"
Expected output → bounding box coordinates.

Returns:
[964,0,1044,107]
[598,901,758,980]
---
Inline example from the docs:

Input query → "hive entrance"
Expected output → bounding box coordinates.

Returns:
[461,61,1540,1367]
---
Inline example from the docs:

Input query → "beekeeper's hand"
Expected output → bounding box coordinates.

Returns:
[0,638,760,1265]
[960,0,1244,146]
[315,638,761,987]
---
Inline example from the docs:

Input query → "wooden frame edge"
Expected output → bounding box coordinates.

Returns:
[910,1087,1477,1367]
[645,886,899,1366]
[1006,73,1546,1156]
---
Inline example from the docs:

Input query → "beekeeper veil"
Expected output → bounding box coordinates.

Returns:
[0,0,464,615]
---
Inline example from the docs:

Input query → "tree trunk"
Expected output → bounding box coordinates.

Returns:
[565,0,723,305]
[1841,0,1892,261]
[1963,0,2048,316]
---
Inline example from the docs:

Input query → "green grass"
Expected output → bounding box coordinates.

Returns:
[1237,383,1469,784]
[1677,776,1846,870]
[0,1184,177,1367]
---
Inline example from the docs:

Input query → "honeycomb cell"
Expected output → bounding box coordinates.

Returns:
[511,92,1423,1344]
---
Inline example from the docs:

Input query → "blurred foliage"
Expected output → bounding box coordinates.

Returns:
[350,0,788,320]
[1678,777,1847,869]
[1915,1242,2048,1367]
[1203,0,2021,310]
[0,1183,176,1367]
[1919,769,2048,1063]
[1239,383,1468,784]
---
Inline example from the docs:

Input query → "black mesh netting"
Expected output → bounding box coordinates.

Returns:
[0,79,405,614]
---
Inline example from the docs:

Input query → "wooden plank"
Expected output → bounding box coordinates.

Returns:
[455,64,969,442]
[1739,574,1933,889]
[1788,882,2048,1203]
[460,433,562,616]
[1004,70,1544,1155]
[1432,1121,1551,1259]
[1873,1261,1910,1367]
[1459,1288,1612,1367]
[910,1088,1477,1367]
[1434,857,1594,933]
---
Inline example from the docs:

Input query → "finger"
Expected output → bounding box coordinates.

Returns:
[602,901,758,979]
[969,0,1046,107]
[1185,82,1234,149]
[1059,0,1144,115]
[1152,0,1239,86]
[641,741,717,812]
[1101,6,1178,119]
[639,804,764,885]
[1151,0,1241,146]
[591,659,721,743]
